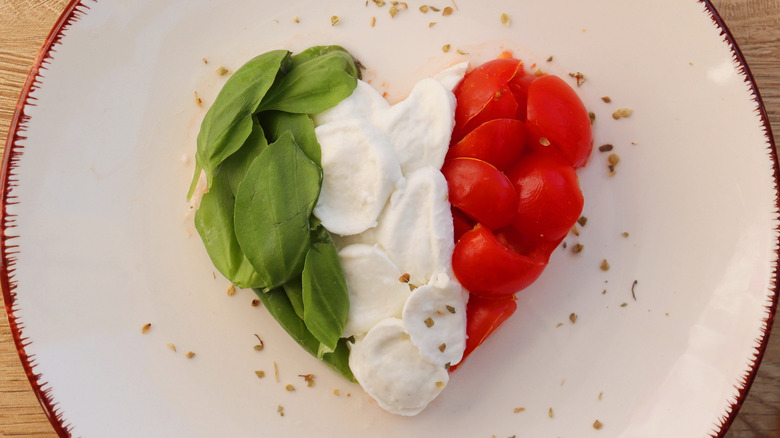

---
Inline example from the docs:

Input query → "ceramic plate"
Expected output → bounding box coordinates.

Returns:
[2,0,777,437]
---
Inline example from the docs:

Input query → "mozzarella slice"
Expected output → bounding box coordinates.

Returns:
[313,119,403,236]
[313,79,390,127]
[375,167,455,286]
[402,274,467,367]
[433,61,469,91]
[375,78,456,175]
[349,318,449,416]
[339,244,411,338]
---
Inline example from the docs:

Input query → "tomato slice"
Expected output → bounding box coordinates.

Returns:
[506,152,584,242]
[446,119,527,171]
[449,294,517,371]
[453,58,524,131]
[453,86,518,143]
[526,75,593,168]
[451,207,475,243]
[441,158,518,230]
[451,224,548,299]
[507,73,537,121]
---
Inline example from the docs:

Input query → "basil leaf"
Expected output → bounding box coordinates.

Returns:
[194,50,291,191]
[222,118,269,195]
[194,170,264,289]
[234,132,321,290]
[194,121,268,288]
[256,50,359,114]
[302,224,349,352]
[255,287,355,382]
[282,277,305,321]
[291,45,362,79]
[260,111,321,166]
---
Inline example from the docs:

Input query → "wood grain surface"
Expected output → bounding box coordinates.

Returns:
[0,0,778,436]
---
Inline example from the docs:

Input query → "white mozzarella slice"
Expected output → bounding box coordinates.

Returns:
[348,318,449,416]
[375,167,455,286]
[433,61,469,91]
[375,78,455,175]
[314,119,403,236]
[339,244,411,338]
[313,79,390,127]
[402,275,467,367]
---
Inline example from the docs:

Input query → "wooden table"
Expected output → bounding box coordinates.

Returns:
[1,1,778,436]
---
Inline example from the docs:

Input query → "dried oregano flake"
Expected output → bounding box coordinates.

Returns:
[612,108,633,119]
[299,374,315,387]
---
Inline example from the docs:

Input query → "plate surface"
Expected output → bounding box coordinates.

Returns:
[2,1,777,437]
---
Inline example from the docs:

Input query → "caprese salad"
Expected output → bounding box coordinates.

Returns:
[187,45,591,415]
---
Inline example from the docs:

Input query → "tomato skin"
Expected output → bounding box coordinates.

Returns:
[452,224,548,299]
[507,73,537,121]
[449,294,517,371]
[441,158,518,230]
[526,75,593,168]
[446,119,527,171]
[454,86,518,143]
[506,152,584,242]
[453,58,524,130]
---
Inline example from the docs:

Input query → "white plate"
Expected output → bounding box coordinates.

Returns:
[2,1,777,437]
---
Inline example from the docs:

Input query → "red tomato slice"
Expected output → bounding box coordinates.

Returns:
[451,207,475,243]
[441,158,518,230]
[453,86,518,143]
[507,73,537,121]
[446,119,527,171]
[506,152,584,242]
[526,75,593,168]
[453,58,524,131]
[451,224,548,299]
[449,294,517,372]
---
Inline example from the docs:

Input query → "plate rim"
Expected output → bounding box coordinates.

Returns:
[0,0,777,436]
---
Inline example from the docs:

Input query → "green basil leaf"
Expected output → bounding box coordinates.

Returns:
[256,50,359,114]
[255,287,355,382]
[194,121,268,288]
[222,118,269,195]
[302,223,349,352]
[194,50,291,190]
[260,111,321,166]
[291,45,362,79]
[234,132,321,290]
[282,277,305,321]
[194,169,264,289]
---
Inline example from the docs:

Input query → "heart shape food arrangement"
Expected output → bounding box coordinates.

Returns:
[188,45,592,415]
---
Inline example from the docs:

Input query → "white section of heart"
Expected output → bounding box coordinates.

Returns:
[312,64,469,416]
[374,167,455,287]
[313,119,403,236]
[402,277,467,367]
[338,244,412,338]
[348,318,449,417]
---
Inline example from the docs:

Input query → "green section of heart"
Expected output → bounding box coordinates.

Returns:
[189,46,359,381]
